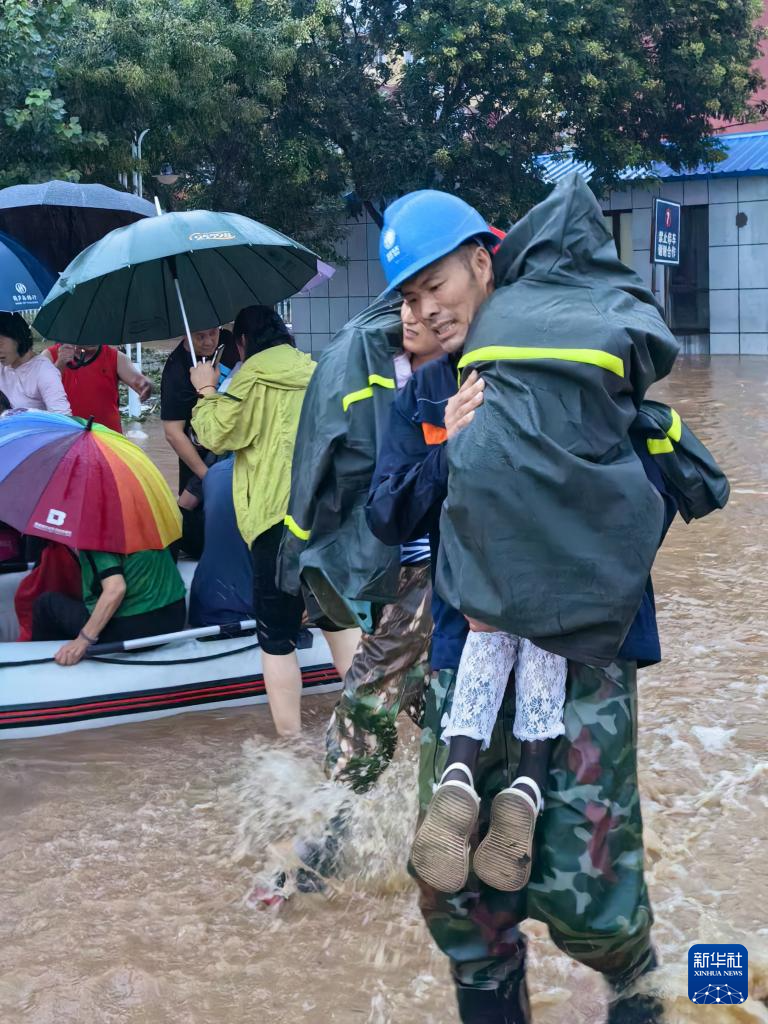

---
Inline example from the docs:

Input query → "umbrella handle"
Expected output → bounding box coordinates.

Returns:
[171,268,197,367]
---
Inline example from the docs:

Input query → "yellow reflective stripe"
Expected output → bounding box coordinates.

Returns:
[646,406,682,455]
[667,407,682,443]
[367,374,395,390]
[341,375,396,412]
[342,386,373,412]
[284,514,310,541]
[458,345,625,378]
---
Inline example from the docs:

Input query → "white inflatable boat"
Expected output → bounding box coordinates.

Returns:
[0,565,341,740]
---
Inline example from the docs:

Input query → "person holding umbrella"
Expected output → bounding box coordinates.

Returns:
[0,312,70,414]
[160,324,240,558]
[189,306,318,735]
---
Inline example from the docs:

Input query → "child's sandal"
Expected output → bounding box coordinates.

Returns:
[473,776,542,892]
[410,763,480,893]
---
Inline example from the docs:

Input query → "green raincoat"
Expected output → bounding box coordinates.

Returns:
[437,174,680,666]
[277,297,404,630]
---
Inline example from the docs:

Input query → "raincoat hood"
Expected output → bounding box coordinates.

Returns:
[244,343,314,390]
[492,173,678,390]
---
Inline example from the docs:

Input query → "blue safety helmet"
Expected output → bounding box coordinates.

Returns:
[379,190,497,292]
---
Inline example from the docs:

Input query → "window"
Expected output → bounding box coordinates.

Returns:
[276,298,293,329]
[604,211,633,263]
[668,206,709,334]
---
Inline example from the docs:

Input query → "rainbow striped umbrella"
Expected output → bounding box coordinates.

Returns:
[0,411,181,552]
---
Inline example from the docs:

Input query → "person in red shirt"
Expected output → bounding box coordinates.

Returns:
[42,344,152,433]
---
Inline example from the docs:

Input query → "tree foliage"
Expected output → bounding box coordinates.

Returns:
[57,0,349,255]
[299,0,766,224]
[0,0,106,187]
[1,0,764,246]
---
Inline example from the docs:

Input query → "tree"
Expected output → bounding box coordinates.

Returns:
[0,0,105,187]
[58,0,349,256]
[9,0,764,249]
[295,0,766,225]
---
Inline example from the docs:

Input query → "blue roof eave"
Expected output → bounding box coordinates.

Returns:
[539,130,768,186]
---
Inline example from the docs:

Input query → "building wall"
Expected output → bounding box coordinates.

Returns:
[714,2,768,135]
[603,174,768,355]
[296,176,768,357]
[291,210,385,356]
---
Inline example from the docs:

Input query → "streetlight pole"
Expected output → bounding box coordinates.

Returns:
[127,127,151,419]
[131,128,151,199]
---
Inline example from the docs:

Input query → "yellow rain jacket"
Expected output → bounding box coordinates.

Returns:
[191,344,315,546]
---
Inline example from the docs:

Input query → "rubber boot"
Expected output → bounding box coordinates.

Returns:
[605,994,666,1024]
[294,802,351,878]
[606,949,665,1024]
[455,976,531,1024]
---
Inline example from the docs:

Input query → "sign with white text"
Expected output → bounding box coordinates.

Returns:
[652,197,681,266]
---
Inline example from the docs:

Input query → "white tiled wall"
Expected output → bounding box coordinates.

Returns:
[602,174,768,354]
[292,211,383,356]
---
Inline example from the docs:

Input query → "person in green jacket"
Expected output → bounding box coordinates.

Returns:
[190,306,358,736]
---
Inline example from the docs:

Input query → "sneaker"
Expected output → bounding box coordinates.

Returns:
[473,776,542,892]
[247,871,290,912]
[410,763,480,893]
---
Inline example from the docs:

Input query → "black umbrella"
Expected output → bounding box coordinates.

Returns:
[0,180,155,273]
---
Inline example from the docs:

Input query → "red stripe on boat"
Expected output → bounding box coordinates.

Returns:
[0,667,340,727]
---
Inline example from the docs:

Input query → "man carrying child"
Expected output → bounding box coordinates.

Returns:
[366,179,679,1024]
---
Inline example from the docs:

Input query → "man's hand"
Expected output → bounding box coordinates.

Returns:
[445,370,484,439]
[54,635,90,666]
[190,362,220,395]
[134,374,153,402]
[55,344,78,370]
[465,616,498,633]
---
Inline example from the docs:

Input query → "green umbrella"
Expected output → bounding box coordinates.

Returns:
[34,208,320,364]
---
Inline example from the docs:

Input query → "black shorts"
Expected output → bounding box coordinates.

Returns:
[251,523,304,655]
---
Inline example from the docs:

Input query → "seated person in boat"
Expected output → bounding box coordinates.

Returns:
[31,547,186,666]
[188,454,254,627]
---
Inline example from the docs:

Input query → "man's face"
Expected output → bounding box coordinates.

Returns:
[400,247,494,354]
[189,326,220,359]
[401,302,442,362]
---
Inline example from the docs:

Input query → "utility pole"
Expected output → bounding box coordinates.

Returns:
[131,128,151,200]
[127,128,151,419]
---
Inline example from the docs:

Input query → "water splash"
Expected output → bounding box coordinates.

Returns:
[226,735,420,889]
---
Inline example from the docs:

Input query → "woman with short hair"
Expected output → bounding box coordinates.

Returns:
[0,312,70,414]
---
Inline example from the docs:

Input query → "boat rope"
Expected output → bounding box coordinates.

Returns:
[0,641,262,670]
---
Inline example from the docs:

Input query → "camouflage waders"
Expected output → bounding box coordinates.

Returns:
[417,660,657,1022]
[325,563,432,792]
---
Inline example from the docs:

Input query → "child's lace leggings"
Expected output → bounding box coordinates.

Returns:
[443,630,567,748]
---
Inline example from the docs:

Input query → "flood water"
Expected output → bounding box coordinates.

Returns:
[1,357,767,1023]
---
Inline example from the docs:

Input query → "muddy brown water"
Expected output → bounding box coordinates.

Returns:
[1,357,767,1023]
